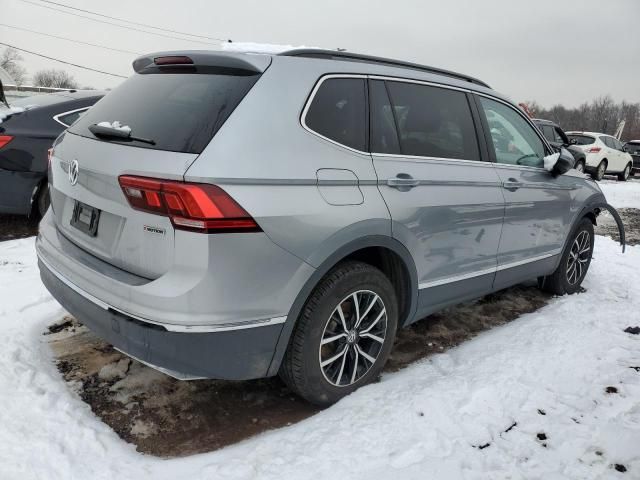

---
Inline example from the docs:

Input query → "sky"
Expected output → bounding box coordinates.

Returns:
[1,0,639,108]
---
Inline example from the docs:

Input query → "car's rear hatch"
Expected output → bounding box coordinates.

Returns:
[49,51,270,279]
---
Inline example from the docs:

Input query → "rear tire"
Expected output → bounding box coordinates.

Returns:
[618,163,631,182]
[538,218,594,295]
[595,160,607,181]
[279,261,398,406]
[36,183,50,218]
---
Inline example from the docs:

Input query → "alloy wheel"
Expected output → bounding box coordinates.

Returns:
[566,231,591,285]
[575,162,584,173]
[598,162,606,179]
[624,165,630,180]
[318,290,387,387]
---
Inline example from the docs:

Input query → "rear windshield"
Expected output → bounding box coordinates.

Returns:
[568,134,595,145]
[69,71,260,154]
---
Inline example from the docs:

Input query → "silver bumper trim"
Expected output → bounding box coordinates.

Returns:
[37,251,287,333]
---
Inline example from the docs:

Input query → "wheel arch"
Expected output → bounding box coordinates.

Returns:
[266,235,418,376]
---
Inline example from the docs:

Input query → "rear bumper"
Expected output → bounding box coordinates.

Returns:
[39,258,284,380]
[0,169,43,215]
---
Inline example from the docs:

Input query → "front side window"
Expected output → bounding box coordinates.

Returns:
[305,78,367,152]
[385,81,480,161]
[479,97,546,168]
[601,136,614,148]
[553,127,567,144]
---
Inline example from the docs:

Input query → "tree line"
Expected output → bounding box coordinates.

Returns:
[1,47,83,89]
[523,97,640,142]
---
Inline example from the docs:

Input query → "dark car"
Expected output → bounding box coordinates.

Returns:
[0,90,104,216]
[624,140,640,176]
[533,118,586,173]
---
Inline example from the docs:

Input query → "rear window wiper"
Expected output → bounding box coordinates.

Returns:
[89,122,156,145]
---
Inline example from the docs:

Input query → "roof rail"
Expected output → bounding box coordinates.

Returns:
[278,49,490,89]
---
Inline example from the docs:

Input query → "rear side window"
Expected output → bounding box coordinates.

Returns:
[568,134,595,145]
[70,72,260,154]
[369,80,400,154]
[304,78,367,151]
[385,81,480,161]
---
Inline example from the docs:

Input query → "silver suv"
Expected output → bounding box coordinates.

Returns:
[36,49,623,405]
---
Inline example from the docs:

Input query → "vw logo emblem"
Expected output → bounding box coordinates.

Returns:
[68,159,79,186]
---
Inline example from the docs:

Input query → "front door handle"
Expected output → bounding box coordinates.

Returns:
[503,179,523,191]
[387,174,419,189]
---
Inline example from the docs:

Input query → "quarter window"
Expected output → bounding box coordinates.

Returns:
[479,97,546,168]
[305,78,367,152]
[385,81,480,160]
[56,109,87,127]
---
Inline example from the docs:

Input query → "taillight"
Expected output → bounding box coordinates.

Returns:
[118,176,261,234]
[154,56,193,66]
[0,135,13,149]
[588,147,601,153]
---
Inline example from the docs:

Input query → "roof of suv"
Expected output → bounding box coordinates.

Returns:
[279,49,491,88]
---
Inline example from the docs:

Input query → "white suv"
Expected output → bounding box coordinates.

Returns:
[567,131,634,181]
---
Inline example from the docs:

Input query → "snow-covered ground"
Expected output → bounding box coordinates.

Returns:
[599,179,640,209]
[1,181,639,480]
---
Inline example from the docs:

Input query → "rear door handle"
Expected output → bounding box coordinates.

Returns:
[387,175,419,189]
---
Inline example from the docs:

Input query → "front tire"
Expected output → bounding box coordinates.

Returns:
[280,261,398,406]
[574,160,585,173]
[618,163,631,182]
[538,218,594,295]
[595,160,607,181]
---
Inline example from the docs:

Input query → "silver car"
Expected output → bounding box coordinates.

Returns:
[36,49,624,406]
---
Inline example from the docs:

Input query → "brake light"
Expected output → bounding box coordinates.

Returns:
[588,147,601,153]
[118,176,261,233]
[154,56,193,66]
[0,135,13,149]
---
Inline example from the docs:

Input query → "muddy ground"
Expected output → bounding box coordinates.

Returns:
[22,205,640,458]
[0,214,38,242]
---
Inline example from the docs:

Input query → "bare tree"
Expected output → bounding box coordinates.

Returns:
[32,69,79,89]
[530,97,640,142]
[0,48,27,85]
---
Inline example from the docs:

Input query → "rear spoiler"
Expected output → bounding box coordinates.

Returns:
[132,51,272,76]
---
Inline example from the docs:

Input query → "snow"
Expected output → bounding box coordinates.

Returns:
[96,120,132,134]
[0,106,26,124]
[543,152,559,171]
[0,182,639,479]
[599,180,640,208]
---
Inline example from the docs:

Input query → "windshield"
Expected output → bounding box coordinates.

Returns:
[625,142,640,154]
[69,71,260,154]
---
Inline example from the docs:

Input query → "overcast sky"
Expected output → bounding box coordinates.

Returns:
[2,0,639,107]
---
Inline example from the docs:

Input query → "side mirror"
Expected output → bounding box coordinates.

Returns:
[552,148,575,175]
